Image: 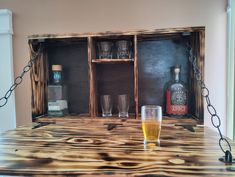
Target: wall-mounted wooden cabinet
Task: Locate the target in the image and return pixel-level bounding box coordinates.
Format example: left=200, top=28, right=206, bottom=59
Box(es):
left=29, top=27, right=205, bottom=121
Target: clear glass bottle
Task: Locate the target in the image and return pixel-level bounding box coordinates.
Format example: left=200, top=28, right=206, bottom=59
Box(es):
left=165, top=65, right=188, bottom=117
left=48, top=65, right=68, bottom=117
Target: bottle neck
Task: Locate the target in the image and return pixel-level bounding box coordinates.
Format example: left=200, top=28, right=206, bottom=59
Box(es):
left=175, top=73, right=180, bottom=82
left=173, top=67, right=180, bottom=82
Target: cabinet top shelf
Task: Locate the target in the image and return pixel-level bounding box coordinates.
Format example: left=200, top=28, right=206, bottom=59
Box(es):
left=92, top=58, right=134, bottom=63
left=28, top=26, right=205, bottom=40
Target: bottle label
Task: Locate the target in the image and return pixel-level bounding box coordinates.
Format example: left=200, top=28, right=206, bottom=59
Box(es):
left=53, top=71, right=61, bottom=84
left=166, top=90, right=188, bottom=115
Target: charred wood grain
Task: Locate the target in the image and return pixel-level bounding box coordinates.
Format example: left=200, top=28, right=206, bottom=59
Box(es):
left=0, top=118, right=234, bottom=176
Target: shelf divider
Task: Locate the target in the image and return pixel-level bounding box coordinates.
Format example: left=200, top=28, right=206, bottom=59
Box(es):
left=134, top=35, right=139, bottom=119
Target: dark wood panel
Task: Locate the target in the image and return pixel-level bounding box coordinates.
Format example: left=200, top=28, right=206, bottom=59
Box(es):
left=95, top=63, right=134, bottom=116
left=138, top=36, right=190, bottom=115
left=47, top=39, right=89, bottom=115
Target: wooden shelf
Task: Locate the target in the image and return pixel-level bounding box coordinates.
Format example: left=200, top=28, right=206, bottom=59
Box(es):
left=92, top=58, right=134, bottom=63
left=36, top=116, right=201, bottom=125
left=30, top=27, right=205, bottom=121
left=95, top=113, right=136, bottom=119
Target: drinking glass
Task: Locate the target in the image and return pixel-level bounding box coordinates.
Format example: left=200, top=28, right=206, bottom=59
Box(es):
left=98, top=41, right=113, bottom=59
left=117, top=94, right=129, bottom=118
left=116, top=40, right=132, bottom=59
left=141, top=105, right=162, bottom=145
left=100, top=95, right=113, bottom=117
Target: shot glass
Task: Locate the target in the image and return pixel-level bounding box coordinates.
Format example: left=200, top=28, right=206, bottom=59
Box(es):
left=141, top=105, right=162, bottom=146
left=116, top=40, right=132, bottom=59
left=100, top=95, right=113, bottom=117
left=117, top=94, right=129, bottom=118
left=97, top=41, right=113, bottom=59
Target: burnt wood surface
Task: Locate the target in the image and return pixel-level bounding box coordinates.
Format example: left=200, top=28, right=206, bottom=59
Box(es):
left=0, top=117, right=234, bottom=176
left=92, top=59, right=134, bottom=63
left=134, top=35, right=139, bottom=119
left=28, top=27, right=205, bottom=40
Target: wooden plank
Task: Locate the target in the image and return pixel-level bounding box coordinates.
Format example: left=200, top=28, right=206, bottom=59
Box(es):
left=188, top=31, right=204, bottom=121
left=88, top=37, right=95, bottom=117
left=0, top=117, right=234, bottom=176
left=30, top=44, right=48, bottom=117
left=28, top=27, right=205, bottom=40
left=36, top=116, right=201, bottom=125
left=92, top=58, right=134, bottom=63
left=199, top=30, right=205, bottom=120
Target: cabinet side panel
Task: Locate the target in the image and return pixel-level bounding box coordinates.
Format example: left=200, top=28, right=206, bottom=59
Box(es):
left=198, top=30, right=205, bottom=120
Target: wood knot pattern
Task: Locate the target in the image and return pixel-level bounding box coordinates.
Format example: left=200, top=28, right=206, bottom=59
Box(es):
left=0, top=117, right=234, bottom=176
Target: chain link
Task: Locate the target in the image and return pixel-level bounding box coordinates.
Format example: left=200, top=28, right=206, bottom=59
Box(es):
left=186, top=43, right=232, bottom=154
left=0, top=45, right=42, bottom=107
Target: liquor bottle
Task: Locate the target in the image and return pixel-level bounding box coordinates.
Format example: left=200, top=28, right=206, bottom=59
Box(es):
left=165, top=65, right=188, bottom=116
left=48, top=65, right=68, bottom=116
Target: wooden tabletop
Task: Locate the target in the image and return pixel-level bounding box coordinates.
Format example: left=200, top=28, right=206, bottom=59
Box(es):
left=0, top=117, right=234, bottom=177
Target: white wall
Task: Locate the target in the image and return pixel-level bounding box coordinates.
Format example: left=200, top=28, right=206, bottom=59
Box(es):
left=0, top=9, right=16, bottom=132
left=0, top=0, right=227, bottom=134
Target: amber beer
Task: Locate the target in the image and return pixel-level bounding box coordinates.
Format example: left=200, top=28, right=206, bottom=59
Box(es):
left=142, top=120, right=161, bottom=143
left=141, top=105, right=162, bottom=145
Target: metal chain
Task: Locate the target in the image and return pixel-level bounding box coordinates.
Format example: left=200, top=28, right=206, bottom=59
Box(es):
left=0, top=44, right=42, bottom=107
left=186, top=43, right=232, bottom=154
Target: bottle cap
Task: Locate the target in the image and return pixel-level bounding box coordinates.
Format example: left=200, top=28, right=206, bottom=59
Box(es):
left=52, top=65, right=62, bottom=71
left=174, top=65, right=181, bottom=74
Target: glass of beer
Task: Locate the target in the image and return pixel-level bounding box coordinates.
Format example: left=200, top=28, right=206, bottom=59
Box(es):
left=141, top=105, right=162, bottom=145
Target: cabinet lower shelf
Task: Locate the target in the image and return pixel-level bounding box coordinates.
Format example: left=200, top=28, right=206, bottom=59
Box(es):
left=35, top=115, right=201, bottom=126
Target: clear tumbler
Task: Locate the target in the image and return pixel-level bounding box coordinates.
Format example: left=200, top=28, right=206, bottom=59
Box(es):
left=100, top=95, right=113, bottom=117
left=117, top=94, right=129, bottom=118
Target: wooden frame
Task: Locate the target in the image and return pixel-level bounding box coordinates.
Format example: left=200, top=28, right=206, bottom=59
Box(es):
left=29, top=27, right=205, bottom=120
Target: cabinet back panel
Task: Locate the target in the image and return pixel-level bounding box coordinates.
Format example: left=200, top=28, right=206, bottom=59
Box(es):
left=138, top=38, right=190, bottom=114
left=47, top=40, right=89, bottom=114
left=96, top=63, right=134, bottom=115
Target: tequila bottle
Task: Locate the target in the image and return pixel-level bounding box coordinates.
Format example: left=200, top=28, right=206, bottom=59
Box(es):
left=165, top=65, right=188, bottom=116
left=48, top=65, right=68, bottom=116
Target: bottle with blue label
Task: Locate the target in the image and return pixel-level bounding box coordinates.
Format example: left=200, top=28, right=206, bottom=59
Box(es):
left=48, top=65, right=68, bottom=116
